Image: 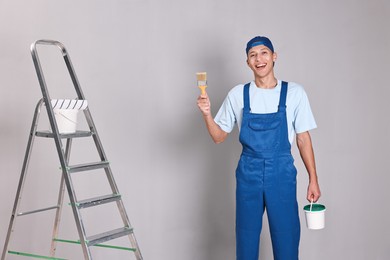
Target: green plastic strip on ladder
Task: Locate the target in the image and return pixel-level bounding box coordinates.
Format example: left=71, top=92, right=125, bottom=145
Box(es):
left=53, top=238, right=136, bottom=251
left=8, top=250, right=67, bottom=260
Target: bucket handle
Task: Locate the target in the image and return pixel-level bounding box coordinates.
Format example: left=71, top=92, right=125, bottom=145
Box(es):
left=309, top=199, right=314, bottom=212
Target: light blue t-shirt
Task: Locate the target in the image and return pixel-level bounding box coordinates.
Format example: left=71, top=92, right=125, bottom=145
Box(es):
left=214, top=80, right=317, bottom=144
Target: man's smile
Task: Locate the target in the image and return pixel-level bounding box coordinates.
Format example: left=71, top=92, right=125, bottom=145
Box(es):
left=255, top=63, right=267, bottom=69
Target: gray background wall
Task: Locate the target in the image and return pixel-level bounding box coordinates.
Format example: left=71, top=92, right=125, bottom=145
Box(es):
left=1, top=0, right=389, bottom=259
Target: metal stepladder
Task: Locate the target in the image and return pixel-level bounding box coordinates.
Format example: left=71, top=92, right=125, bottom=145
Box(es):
left=1, top=40, right=143, bottom=260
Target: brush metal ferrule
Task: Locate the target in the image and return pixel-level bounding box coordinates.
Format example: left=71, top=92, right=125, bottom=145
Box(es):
left=197, top=80, right=207, bottom=86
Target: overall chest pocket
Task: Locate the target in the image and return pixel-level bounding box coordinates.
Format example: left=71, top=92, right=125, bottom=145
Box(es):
left=247, top=117, right=281, bottom=150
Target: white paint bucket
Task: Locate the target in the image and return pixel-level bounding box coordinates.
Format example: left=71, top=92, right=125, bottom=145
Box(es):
left=303, top=203, right=326, bottom=230
left=53, top=109, right=78, bottom=133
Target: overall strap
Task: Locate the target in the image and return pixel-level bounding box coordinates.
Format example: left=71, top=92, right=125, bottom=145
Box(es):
left=278, top=81, right=288, bottom=111
left=243, top=83, right=251, bottom=113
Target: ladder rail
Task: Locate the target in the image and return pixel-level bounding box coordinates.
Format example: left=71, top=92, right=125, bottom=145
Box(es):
left=1, top=99, right=43, bottom=260
left=50, top=138, right=72, bottom=257
left=32, top=40, right=120, bottom=203
left=83, top=108, right=141, bottom=247
left=31, top=40, right=93, bottom=259
left=31, top=41, right=126, bottom=204
left=81, top=77, right=144, bottom=260
left=57, top=38, right=144, bottom=259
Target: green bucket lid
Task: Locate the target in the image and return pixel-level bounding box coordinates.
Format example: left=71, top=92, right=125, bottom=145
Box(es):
left=303, top=204, right=326, bottom=212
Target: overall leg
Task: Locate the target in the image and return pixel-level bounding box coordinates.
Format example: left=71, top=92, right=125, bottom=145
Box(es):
left=265, top=157, right=300, bottom=260
left=236, top=155, right=265, bottom=260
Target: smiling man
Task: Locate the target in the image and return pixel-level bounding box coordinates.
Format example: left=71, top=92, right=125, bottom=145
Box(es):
left=197, top=36, right=321, bottom=260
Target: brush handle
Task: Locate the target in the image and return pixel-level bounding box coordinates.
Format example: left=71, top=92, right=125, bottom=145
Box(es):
left=198, top=85, right=207, bottom=95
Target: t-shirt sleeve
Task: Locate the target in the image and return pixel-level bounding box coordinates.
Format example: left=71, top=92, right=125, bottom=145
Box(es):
left=293, top=88, right=317, bottom=133
left=214, top=94, right=236, bottom=133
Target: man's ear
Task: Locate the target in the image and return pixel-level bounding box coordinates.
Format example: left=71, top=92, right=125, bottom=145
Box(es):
left=273, top=52, right=277, bottom=62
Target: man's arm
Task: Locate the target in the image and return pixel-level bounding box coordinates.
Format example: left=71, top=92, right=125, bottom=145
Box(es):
left=296, top=131, right=321, bottom=202
left=197, top=92, right=228, bottom=144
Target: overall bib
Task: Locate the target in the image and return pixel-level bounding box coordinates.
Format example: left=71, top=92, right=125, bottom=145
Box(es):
left=236, top=82, right=300, bottom=260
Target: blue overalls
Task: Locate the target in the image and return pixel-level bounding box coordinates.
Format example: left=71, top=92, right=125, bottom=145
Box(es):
left=236, top=81, right=300, bottom=260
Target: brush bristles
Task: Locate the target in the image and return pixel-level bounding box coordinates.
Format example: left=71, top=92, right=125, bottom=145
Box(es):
left=196, top=72, right=207, bottom=82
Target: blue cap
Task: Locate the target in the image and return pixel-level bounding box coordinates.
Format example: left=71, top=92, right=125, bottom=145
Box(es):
left=246, top=36, right=274, bottom=54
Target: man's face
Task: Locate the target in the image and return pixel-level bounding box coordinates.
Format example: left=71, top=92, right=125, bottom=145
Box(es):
left=246, top=45, right=277, bottom=78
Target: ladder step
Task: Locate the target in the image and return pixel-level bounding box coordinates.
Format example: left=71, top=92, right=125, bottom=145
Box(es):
left=87, top=227, right=133, bottom=247
left=36, top=130, right=93, bottom=139
left=66, top=161, right=109, bottom=173
left=76, top=194, right=121, bottom=209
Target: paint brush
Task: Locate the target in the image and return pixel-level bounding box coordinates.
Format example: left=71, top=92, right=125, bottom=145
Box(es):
left=196, top=72, right=207, bottom=95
